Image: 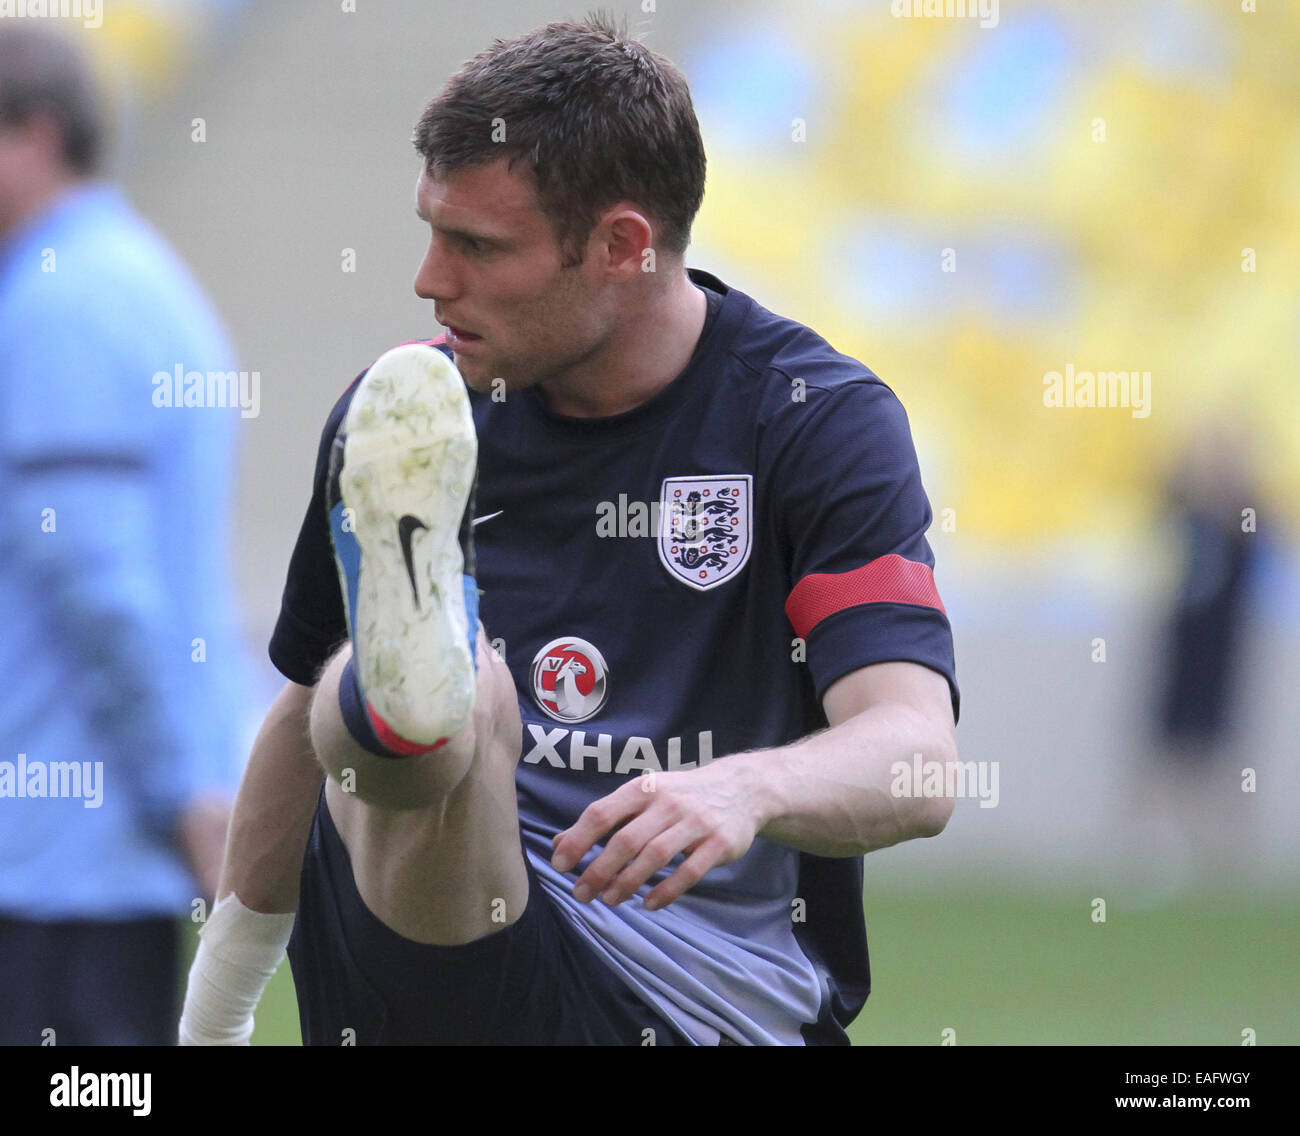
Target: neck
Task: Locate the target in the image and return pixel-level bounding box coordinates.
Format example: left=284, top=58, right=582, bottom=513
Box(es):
left=537, top=270, right=708, bottom=418
left=0, top=175, right=82, bottom=243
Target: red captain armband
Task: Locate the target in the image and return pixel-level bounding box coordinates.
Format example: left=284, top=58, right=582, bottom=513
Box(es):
left=784, top=554, right=947, bottom=640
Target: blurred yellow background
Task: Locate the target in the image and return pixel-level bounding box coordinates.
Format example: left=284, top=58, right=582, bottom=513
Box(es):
left=684, top=1, right=1300, bottom=558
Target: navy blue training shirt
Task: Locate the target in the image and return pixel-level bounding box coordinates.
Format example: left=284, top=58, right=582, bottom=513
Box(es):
left=270, top=268, right=959, bottom=1044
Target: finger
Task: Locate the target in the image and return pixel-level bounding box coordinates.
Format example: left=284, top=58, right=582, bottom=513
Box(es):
left=551, top=783, right=648, bottom=874
left=642, top=838, right=727, bottom=912
left=551, top=811, right=633, bottom=848
left=597, top=819, right=701, bottom=907
left=572, top=810, right=687, bottom=903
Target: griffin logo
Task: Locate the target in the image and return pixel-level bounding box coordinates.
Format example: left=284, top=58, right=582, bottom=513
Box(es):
left=530, top=637, right=609, bottom=723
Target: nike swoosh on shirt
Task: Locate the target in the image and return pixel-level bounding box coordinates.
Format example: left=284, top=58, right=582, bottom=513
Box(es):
left=472, top=511, right=503, bottom=528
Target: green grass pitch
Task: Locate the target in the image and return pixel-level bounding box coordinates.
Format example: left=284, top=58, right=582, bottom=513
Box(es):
left=175, top=886, right=1298, bottom=1046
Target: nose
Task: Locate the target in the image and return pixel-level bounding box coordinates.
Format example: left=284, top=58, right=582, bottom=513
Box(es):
left=413, top=234, right=461, bottom=302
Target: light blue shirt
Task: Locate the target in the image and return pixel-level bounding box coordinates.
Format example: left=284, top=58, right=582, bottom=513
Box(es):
left=0, top=182, right=250, bottom=919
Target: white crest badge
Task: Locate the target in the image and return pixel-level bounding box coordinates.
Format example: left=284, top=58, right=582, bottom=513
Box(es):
left=657, top=474, right=753, bottom=591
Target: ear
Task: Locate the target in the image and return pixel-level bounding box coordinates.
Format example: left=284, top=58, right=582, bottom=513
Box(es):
left=594, top=204, right=654, bottom=282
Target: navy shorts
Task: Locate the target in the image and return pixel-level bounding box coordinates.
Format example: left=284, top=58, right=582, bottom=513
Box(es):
left=287, top=788, right=690, bottom=1045
left=0, top=914, right=178, bottom=1045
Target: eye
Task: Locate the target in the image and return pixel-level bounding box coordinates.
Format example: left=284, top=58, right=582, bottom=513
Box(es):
left=458, top=234, right=486, bottom=254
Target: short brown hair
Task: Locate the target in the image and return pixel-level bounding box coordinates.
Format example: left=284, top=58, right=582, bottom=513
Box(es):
left=412, top=13, right=706, bottom=267
left=0, top=24, right=102, bottom=175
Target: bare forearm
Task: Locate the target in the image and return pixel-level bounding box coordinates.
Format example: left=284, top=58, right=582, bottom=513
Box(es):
left=748, top=700, right=956, bottom=858
left=217, top=681, right=323, bottom=913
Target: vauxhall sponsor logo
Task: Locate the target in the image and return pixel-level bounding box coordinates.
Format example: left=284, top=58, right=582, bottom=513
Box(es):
left=531, top=637, right=610, bottom=723
left=523, top=724, right=715, bottom=774
left=527, top=633, right=713, bottom=772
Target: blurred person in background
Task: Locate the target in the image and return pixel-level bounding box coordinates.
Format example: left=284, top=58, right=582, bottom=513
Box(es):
left=1125, top=415, right=1265, bottom=897
left=0, top=23, right=248, bottom=1044
left=1148, top=418, right=1264, bottom=887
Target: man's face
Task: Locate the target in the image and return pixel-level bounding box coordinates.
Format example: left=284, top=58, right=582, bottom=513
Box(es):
left=0, top=116, right=53, bottom=235
left=413, top=158, right=610, bottom=395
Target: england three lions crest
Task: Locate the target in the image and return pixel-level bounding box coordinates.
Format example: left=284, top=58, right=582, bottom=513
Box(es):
left=657, top=474, right=753, bottom=591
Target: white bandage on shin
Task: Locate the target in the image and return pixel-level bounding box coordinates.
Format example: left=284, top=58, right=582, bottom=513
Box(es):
left=178, top=892, right=297, bottom=1046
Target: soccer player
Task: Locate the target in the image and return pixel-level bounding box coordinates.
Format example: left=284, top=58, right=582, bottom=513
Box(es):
left=181, top=15, right=959, bottom=1046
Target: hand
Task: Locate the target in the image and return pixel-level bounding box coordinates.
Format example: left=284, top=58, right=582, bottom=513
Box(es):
left=175, top=792, right=232, bottom=902
left=550, top=758, right=766, bottom=912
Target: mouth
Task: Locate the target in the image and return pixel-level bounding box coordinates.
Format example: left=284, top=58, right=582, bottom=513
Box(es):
left=441, top=318, right=484, bottom=348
